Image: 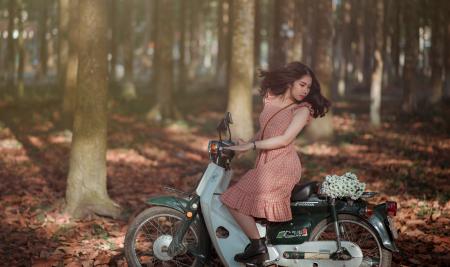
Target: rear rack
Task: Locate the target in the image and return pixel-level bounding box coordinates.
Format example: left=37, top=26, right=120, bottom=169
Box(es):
left=360, top=192, right=378, bottom=198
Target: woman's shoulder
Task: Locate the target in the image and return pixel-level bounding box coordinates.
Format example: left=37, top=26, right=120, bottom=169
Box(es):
left=292, top=101, right=313, bottom=112
left=291, top=102, right=314, bottom=120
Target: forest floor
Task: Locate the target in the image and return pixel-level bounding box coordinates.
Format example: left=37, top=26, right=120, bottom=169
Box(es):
left=0, top=91, right=449, bottom=267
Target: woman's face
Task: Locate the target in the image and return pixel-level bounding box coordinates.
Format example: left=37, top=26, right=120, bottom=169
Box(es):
left=289, top=75, right=312, bottom=101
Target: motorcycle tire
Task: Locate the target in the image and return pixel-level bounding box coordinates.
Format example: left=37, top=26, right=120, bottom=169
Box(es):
left=309, top=214, right=392, bottom=267
left=124, top=206, right=210, bottom=267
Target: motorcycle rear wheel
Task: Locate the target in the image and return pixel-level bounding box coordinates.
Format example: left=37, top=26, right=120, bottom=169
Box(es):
left=124, top=206, right=210, bottom=267
left=310, top=214, right=392, bottom=267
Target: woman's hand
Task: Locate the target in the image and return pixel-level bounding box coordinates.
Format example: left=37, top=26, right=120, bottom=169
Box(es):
left=224, top=142, right=253, bottom=152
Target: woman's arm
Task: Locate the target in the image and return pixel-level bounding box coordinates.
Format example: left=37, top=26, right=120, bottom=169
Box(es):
left=226, top=107, right=310, bottom=151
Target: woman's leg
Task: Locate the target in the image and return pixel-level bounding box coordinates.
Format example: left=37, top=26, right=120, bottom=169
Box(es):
left=228, top=207, right=260, bottom=239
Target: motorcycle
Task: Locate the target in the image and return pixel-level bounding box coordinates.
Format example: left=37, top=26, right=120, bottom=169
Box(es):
left=124, top=112, right=399, bottom=267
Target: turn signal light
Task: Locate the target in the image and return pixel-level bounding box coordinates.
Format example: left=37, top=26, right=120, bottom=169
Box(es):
left=364, top=203, right=375, bottom=217
left=186, top=211, right=193, bottom=218
left=386, top=201, right=397, bottom=217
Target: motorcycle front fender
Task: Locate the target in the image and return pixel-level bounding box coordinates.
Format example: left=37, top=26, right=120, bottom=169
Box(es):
left=368, top=204, right=399, bottom=252
left=146, top=195, right=204, bottom=225
left=147, top=195, right=189, bottom=212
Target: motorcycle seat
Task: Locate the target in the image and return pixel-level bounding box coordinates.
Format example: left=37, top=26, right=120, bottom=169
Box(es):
left=290, top=181, right=319, bottom=202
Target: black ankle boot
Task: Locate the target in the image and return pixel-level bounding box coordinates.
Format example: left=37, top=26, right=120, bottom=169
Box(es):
left=234, top=238, right=268, bottom=264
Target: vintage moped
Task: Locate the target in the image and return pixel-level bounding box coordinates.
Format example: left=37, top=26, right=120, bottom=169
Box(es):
left=124, top=112, right=399, bottom=267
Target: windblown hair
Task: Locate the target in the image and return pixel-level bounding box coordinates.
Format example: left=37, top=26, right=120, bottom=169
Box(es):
left=259, top=61, right=331, bottom=118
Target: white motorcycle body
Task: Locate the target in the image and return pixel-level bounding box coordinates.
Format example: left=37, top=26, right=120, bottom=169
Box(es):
left=196, top=163, right=363, bottom=267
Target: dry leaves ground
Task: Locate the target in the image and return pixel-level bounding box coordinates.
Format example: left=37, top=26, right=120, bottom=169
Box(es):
left=0, top=94, right=449, bottom=267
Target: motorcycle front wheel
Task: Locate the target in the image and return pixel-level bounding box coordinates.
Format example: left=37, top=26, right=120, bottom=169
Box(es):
left=124, top=206, right=210, bottom=267
left=309, top=214, right=392, bottom=267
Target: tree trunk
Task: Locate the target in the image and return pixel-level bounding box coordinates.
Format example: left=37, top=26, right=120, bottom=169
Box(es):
left=445, top=2, right=450, bottom=98
left=61, top=0, right=79, bottom=127
left=227, top=0, right=255, bottom=141
left=147, top=0, right=179, bottom=122
left=362, top=0, right=374, bottom=89
left=349, top=0, right=364, bottom=88
left=429, top=0, right=444, bottom=104
left=6, top=0, right=16, bottom=87
left=391, top=0, right=401, bottom=82
left=65, top=0, right=121, bottom=219
left=382, top=0, right=392, bottom=89
left=178, top=0, right=187, bottom=93
left=269, top=0, right=294, bottom=69
left=370, top=0, right=384, bottom=127
left=305, top=0, right=333, bottom=140
left=121, top=0, right=136, bottom=100
left=187, top=0, right=203, bottom=83
left=17, top=0, right=25, bottom=98
left=402, top=0, right=419, bottom=113
left=290, top=0, right=304, bottom=62
left=253, top=0, right=261, bottom=84
left=108, top=0, right=119, bottom=82
left=37, top=0, right=49, bottom=80
left=58, top=0, right=70, bottom=96
left=337, top=0, right=351, bottom=97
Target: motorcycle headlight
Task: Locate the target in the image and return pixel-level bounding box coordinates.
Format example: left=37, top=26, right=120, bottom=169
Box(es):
left=208, top=141, right=219, bottom=161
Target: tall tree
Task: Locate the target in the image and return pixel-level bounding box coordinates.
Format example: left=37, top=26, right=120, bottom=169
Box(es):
left=37, top=0, right=49, bottom=80
left=390, top=0, right=401, bottom=82
left=362, top=0, right=375, bottom=89
left=370, top=0, right=384, bottom=126
left=429, top=0, right=445, bottom=104
left=254, top=0, right=261, bottom=73
left=178, top=0, right=187, bottom=92
left=445, top=2, right=450, bottom=98
left=269, top=0, right=294, bottom=69
left=66, top=0, right=121, bottom=218
left=6, top=0, right=16, bottom=87
left=349, top=0, right=364, bottom=88
left=16, top=0, right=24, bottom=98
left=402, top=0, right=419, bottom=113
left=227, top=0, right=255, bottom=141
left=290, top=0, right=304, bottom=62
left=61, top=0, right=79, bottom=126
left=108, top=0, right=119, bottom=83
left=58, top=0, right=70, bottom=95
left=187, top=0, right=204, bottom=83
left=305, top=0, right=333, bottom=140
left=301, top=0, right=314, bottom=66
left=121, top=0, right=136, bottom=100
left=147, top=0, right=179, bottom=122
left=337, top=0, right=351, bottom=97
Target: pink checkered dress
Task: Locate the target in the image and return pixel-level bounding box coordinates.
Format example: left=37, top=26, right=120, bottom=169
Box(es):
left=220, top=97, right=313, bottom=222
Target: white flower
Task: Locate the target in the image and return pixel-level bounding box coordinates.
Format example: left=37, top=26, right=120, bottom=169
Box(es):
left=321, top=172, right=365, bottom=200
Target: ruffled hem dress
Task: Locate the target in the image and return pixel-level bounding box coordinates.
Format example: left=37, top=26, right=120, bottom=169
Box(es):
left=220, top=97, right=314, bottom=222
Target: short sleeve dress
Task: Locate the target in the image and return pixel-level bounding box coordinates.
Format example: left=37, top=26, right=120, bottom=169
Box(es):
left=220, top=97, right=314, bottom=222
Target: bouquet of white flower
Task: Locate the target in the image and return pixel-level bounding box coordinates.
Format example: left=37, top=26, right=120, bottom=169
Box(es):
left=320, top=172, right=366, bottom=200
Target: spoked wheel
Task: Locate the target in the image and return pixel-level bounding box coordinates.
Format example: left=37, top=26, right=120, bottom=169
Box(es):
left=124, top=206, right=210, bottom=267
left=310, top=214, right=392, bottom=267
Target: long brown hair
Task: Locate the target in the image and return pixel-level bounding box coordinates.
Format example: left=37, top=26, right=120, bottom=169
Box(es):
left=259, top=61, right=331, bottom=118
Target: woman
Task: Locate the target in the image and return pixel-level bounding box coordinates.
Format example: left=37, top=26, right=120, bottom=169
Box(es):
left=221, top=61, right=331, bottom=264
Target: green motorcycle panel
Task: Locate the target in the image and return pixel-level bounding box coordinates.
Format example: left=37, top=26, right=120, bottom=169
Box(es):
left=269, top=197, right=367, bottom=245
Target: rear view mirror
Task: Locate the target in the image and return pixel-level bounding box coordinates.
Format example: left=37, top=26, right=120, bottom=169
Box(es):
left=217, top=112, right=233, bottom=141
